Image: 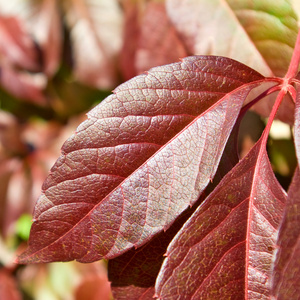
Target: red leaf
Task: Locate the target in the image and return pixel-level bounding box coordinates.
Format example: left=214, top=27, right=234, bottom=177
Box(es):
left=271, top=167, right=300, bottom=299
left=108, top=124, right=241, bottom=291
left=155, top=138, right=286, bottom=299
left=17, top=56, right=264, bottom=264
left=108, top=196, right=202, bottom=288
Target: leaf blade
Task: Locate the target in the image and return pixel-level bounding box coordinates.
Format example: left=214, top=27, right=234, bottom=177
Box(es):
left=17, top=56, right=264, bottom=264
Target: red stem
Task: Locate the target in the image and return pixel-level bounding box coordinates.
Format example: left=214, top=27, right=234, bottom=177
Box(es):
left=285, top=29, right=300, bottom=79
left=262, top=88, right=286, bottom=147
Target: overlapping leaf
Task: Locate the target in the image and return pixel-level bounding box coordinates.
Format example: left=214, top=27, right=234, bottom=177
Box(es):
left=155, top=138, right=286, bottom=299
left=17, top=56, right=264, bottom=264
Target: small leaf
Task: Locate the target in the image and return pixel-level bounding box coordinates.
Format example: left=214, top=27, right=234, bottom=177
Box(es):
left=155, top=138, right=286, bottom=299
left=271, top=167, right=300, bottom=299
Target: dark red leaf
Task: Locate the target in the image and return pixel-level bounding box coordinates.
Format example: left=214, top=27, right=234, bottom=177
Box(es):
left=17, top=56, right=264, bottom=264
left=271, top=167, right=300, bottom=299
left=155, top=138, right=286, bottom=299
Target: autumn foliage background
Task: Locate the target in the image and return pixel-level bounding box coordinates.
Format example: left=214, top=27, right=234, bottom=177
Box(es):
left=0, top=0, right=300, bottom=299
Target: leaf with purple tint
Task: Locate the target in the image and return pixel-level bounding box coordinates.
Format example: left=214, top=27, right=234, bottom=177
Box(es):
left=155, top=138, right=286, bottom=299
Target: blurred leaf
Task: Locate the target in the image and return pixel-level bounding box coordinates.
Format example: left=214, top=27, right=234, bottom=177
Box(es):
left=0, top=269, right=22, bottom=300
left=0, top=16, right=40, bottom=71
left=120, top=0, right=187, bottom=79
left=166, top=0, right=298, bottom=77
left=63, top=0, right=123, bottom=89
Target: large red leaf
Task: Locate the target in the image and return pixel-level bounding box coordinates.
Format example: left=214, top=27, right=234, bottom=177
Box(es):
left=17, top=56, right=264, bottom=264
left=271, top=167, right=300, bottom=299
left=155, top=138, right=286, bottom=299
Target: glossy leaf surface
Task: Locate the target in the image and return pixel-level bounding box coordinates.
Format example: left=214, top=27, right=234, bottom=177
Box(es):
left=155, top=138, right=286, bottom=299
left=17, top=56, right=263, bottom=264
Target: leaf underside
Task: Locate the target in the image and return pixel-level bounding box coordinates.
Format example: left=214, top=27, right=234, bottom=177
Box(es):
left=17, top=56, right=264, bottom=264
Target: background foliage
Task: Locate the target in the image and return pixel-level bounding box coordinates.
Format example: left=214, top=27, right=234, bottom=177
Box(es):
left=0, top=0, right=299, bottom=299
